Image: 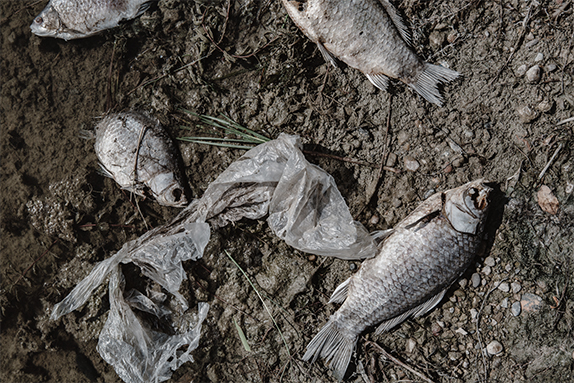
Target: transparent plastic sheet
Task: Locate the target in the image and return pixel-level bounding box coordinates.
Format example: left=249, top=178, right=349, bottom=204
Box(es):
left=51, top=134, right=376, bottom=383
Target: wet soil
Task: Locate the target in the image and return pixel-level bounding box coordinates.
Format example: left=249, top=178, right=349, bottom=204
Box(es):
left=1, top=0, right=573, bottom=382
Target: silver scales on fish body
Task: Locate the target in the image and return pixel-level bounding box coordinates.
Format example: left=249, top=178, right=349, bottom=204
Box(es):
left=281, top=0, right=460, bottom=105
left=303, top=180, right=492, bottom=379
left=30, top=0, right=154, bottom=40
left=94, top=111, right=189, bottom=208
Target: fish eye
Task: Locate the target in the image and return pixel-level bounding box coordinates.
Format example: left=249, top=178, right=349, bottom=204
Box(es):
left=172, top=188, right=183, bottom=202
left=35, top=16, right=43, bottom=24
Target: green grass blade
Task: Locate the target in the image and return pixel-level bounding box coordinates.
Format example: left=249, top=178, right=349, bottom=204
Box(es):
left=224, top=250, right=291, bottom=359
left=233, top=317, right=252, bottom=352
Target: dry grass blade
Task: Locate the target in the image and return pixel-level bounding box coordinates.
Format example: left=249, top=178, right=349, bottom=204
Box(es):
left=224, top=250, right=291, bottom=359
left=233, top=317, right=252, bottom=352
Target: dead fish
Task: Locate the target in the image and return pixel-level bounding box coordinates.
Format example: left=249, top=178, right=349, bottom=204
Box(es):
left=94, top=111, right=189, bottom=208
left=303, top=180, right=492, bottom=378
left=30, top=0, right=154, bottom=40
left=281, top=0, right=460, bottom=105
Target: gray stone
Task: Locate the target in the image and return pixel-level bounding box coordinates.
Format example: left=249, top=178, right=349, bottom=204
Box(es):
left=486, top=340, right=504, bottom=356
left=497, top=282, right=510, bottom=293
left=472, top=273, right=481, bottom=288
left=511, top=282, right=522, bottom=294
left=521, top=293, right=543, bottom=312
left=484, top=256, right=495, bottom=267
left=511, top=301, right=521, bottom=316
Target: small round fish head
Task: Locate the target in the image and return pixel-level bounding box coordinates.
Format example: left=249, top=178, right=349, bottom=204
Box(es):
left=443, top=179, right=492, bottom=235
left=148, top=172, right=189, bottom=208
left=30, top=4, right=66, bottom=39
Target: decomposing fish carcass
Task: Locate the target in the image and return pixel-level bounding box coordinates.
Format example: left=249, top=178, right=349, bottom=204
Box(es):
left=281, top=0, right=460, bottom=105
left=303, top=180, right=492, bottom=378
left=94, top=111, right=189, bottom=208
left=30, top=0, right=154, bottom=40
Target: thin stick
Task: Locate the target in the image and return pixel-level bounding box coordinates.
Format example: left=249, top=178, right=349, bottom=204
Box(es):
left=365, top=339, right=435, bottom=383
left=475, top=278, right=508, bottom=383
left=556, top=116, right=574, bottom=126
left=538, top=143, right=563, bottom=180
left=364, top=95, right=393, bottom=209
left=12, top=239, right=59, bottom=288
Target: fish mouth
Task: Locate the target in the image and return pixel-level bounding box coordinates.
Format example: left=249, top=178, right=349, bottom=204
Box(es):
left=467, top=184, right=491, bottom=211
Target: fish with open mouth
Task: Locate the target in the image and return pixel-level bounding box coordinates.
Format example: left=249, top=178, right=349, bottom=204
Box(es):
left=303, top=180, right=492, bottom=379
left=30, top=0, right=154, bottom=40
left=94, top=111, right=189, bottom=208
left=281, top=0, right=460, bottom=105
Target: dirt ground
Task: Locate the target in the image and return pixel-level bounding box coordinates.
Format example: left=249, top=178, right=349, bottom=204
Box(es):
left=1, top=0, right=573, bottom=382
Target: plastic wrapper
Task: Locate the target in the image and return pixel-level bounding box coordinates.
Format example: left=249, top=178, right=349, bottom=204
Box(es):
left=51, top=134, right=376, bottom=383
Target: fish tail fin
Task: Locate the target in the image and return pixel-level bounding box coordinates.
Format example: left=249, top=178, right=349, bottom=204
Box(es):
left=409, top=63, right=460, bottom=106
left=303, top=319, right=356, bottom=380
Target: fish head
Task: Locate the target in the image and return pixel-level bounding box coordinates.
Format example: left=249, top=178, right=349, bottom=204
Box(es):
left=149, top=172, right=189, bottom=208
left=30, top=4, right=83, bottom=40
left=442, top=179, right=492, bottom=235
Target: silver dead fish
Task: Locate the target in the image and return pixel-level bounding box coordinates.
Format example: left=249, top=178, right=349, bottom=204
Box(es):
left=303, top=180, right=492, bottom=378
left=94, top=111, right=189, bottom=208
left=30, top=0, right=154, bottom=40
left=281, top=0, right=460, bottom=105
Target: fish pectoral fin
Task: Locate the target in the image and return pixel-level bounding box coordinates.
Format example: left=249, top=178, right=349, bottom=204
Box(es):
left=408, top=63, right=461, bottom=106
left=136, top=1, right=155, bottom=18
left=317, top=42, right=339, bottom=68
left=365, top=73, right=389, bottom=91
left=97, top=163, right=114, bottom=179
left=329, top=277, right=351, bottom=304
left=403, top=210, right=440, bottom=231
left=375, top=289, right=447, bottom=335
left=370, top=229, right=394, bottom=246
left=377, top=0, right=412, bottom=46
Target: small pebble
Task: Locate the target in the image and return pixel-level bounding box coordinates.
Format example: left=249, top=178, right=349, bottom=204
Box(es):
left=515, top=64, right=528, bottom=77
left=484, top=256, right=496, bottom=267
left=505, top=263, right=513, bottom=272
left=486, top=341, right=504, bottom=356
left=482, top=265, right=492, bottom=276
left=369, top=214, right=380, bottom=225
left=406, top=338, right=417, bottom=353
left=447, top=32, right=457, bottom=43
left=404, top=156, right=420, bottom=172
left=546, top=63, right=557, bottom=72
left=497, top=282, right=510, bottom=293
left=517, top=105, right=539, bottom=124
left=308, top=255, right=316, bottom=262
left=526, top=65, right=541, bottom=83
left=521, top=293, right=543, bottom=312
left=455, top=328, right=468, bottom=336
left=511, top=301, right=522, bottom=316
left=472, top=273, right=481, bottom=288
left=566, top=182, right=574, bottom=195
left=470, top=308, right=478, bottom=320
left=537, top=99, right=554, bottom=113
left=459, top=278, right=468, bottom=289
left=429, top=30, right=445, bottom=49
left=511, top=282, right=522, bottom=294
left=534, top=52, right=544, bottom=62
left=501, top=298, right=509, bottom=308
left=349, top=263, right=357, bottom=271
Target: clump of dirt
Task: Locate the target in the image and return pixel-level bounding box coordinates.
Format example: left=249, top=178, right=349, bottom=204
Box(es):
left=1, top=1, right=573, bottom=382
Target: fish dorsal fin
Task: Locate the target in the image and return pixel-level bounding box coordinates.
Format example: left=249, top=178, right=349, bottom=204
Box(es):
left=375, top=289, right=446, bottom=334
left=377, top=0, right=412, bottom=46
left=317, top=42, right=339, bottom=68
left=403, top=210, right=440, bottom=231
left=365, top=73, right=389, bottom=91
left=329, top=277, right=351, bottom=304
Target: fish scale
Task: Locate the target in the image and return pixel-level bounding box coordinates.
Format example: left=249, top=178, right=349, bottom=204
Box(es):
left=303, top=180, right=492, bottom=379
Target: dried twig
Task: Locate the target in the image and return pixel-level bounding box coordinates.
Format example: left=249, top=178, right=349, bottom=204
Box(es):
left=538, top=143, right=563, bottom=181
left=365, top=339, right=435, bottom=383
left=475, top=278, right=508, bottom=383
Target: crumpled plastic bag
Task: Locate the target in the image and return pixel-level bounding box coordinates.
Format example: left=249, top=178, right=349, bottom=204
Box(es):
left=51, top=134, right=376, bottom=383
